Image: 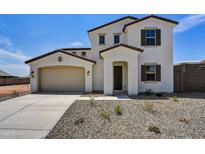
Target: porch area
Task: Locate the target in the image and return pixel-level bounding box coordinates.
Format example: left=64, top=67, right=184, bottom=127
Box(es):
left=100, top=44, right=143, bottom=95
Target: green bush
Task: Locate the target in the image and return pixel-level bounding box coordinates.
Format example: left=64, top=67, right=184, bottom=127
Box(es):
left=148, top=125, right=161, bottom=134
left=172, top=96, right=179, bottom=102
left=100, top=110, right=111, bottom=122
left=144, top=101, right=154, bottom=112
left=115, top=105, right=122, bottom=116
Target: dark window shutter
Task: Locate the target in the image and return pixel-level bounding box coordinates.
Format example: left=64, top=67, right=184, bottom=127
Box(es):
left=156, top=29, right=161, bottom=46
left=141, top=30, right=146, bottom=46
left=141, top=65, right=146, bottom=81
left=156, top=65, right=161, bottom=81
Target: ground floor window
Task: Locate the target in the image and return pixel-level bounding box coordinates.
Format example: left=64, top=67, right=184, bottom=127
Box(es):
left=141, top=64, right=161, bottom=82
left=145, top=65, right=156, bottom=81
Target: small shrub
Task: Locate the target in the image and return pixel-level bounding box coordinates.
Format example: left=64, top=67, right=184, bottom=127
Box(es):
left=144, top=101, right=154, bottom=112
left=115, top=105, right=122, bottom=116
left=156, top=93, right=163, bottom=97
left=74, top=118, right=85, bottom=125
left=179, top=118, right=188, bottom=124
left=172, top=96, right=179, bottom=102
left=100, top=110, right=111, bottom=122
left=148, top=125, right=161, bottom=134
left=145, top=89, right=152, bottom=96
left=89, top=97, right=95, bottom=106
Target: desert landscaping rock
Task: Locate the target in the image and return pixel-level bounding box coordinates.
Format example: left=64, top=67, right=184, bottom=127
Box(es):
left=46, top=93, right=205, bottom=139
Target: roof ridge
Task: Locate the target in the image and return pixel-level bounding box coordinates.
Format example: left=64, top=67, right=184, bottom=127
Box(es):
left=60, top=49, right=96, bottom=63
left=25, top=49, right=95, bottom=64
left=87, top=16, right=138, bottom=33
left=123, top=14, right=179, bottom=32
left=61, top=47, right=91, bottom=50
left=100, top=43, right=144, bottom=55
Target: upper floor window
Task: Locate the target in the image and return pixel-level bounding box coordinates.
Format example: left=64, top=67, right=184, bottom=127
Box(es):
left=81, top=51, right=86, bottom=57
left=141, top=29, right=161, bottom=46
left=114, top=34, right=120, bottom=44
left=99, top=35, right=105, bottom=45
left=145, top=29, right=156, bottom=46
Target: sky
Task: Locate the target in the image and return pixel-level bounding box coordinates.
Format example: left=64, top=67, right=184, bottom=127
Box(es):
left=0, top=14, right=205, bottom=77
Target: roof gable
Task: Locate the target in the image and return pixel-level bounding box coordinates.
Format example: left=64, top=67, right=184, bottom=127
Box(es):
left=123, top=15, right=179, bottom=32
left=100, top=43, right=143, bottom=56
left=25, top=49, right=96, bottom=64
left=87, top=16, right=138, bottom=33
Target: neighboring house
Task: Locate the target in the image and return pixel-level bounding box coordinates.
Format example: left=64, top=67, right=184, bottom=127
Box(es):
left=25, top=15, right=178, bottom=95
left=0, top=69, right=16, bottom=79
left=174, top=61, right=205, bottom=92
left=0, top=69, right=30, bottom=86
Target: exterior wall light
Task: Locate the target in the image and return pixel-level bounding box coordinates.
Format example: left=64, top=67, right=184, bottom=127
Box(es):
left=30, top=71, right=35, bottom=78
left=87, top=71, right=90, bottom=76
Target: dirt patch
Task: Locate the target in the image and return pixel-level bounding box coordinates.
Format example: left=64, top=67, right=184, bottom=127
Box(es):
left=0, top=84, right=30, bottom=97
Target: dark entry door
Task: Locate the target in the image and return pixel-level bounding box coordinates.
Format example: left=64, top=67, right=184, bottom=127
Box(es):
left=114, top=66, right=122, bottom=90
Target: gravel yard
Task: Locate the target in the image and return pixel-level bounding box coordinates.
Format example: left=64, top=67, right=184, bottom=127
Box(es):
left=46, top=93, right=205, bottom=139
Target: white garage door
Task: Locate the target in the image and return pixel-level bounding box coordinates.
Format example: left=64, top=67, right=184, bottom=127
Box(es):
left=39, top=66, right=85, bottom=92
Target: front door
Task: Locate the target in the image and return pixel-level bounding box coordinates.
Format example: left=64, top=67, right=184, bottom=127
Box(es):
left=114, top=66, right=122, bottom=90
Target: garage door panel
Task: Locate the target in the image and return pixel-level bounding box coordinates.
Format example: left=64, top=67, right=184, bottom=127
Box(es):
left=40, top=66, right=85, bottom=92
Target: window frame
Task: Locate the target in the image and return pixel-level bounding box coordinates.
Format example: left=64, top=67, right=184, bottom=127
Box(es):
left=113, top=33, right=120, bottom=44
left=145, top=64, right=157, bottom=81
left=99, top=34, right=105, bottom=45
left=145, top=28, right=157, bottom=46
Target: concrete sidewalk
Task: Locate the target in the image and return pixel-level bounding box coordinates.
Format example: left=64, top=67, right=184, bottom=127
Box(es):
left=0, top=93, right=80, bottom=139
left=77, top=95, right=131, bottom=101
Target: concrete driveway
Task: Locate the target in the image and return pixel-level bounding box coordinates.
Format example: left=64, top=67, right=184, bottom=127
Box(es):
left=0, top=93, right=80, bottom=139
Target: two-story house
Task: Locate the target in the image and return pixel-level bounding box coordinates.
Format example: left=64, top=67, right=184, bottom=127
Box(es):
left=25, top=15, right=178, bottom=95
